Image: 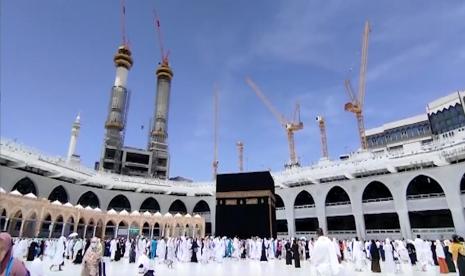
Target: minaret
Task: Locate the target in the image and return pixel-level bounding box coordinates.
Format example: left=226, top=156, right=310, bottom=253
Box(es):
left=66, top=113, right=81, bottom=163
left=149, top=61, right=173, bottom=179
left=100, top=45, right=133, bottom=172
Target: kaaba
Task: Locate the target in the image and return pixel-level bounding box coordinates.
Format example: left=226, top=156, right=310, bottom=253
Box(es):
left=215, top=171, right=276, bottom=239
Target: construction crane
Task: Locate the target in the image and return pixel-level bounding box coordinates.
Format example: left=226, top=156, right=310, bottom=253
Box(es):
left=344, top=21, right=370, bottom=150
left=236, top=141, right=244, bottom=172
left=245, top=77, right=303, bottom=168
left=316, top=115, right=329, bottom=159
left=212, top=86, right=219, bottom=179
left=120, top=0, right=128, bottom=47
left=153, top=9, right=170, bottom=66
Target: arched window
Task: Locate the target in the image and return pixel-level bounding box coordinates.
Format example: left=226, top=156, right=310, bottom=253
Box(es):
left=48, top=186, right=69, bottom=204
left=169, top=200, right=187, bottom=214
left=140, top=197, right=160, bottom=213
left=275, top=195, right=285, bottom=209
left=294, top=191, right=315, bottom=208
left=193, top=200, right=210, bottom=213
left=77, top=191, right=100, bottom=208
left=325, top=186, right=350, bottom=206
left=406, top=175, right=444, bottom=199
left=107, top=195, right=131, bottom=211
left=362, top=181, right=393, bottom=202
left=12, top=177, right=37, bottom=195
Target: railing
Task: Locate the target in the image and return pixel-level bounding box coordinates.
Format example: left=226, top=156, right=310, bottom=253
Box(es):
left=193, top=212, right=210, bottom=216
left=366, top=229, right=401, bottom=234
left=293, top=204, right=315, bottom=209
left=362, top=197, right=393, bottom=203
left=295, top=231, right=316, bottom=236
left=407, top=192, right=445, bottom=200
left=326, top=201, right=351, bottom=206
left=328, top=230, right=357, bottom=235
left=412, top=228, right=455, bottom=234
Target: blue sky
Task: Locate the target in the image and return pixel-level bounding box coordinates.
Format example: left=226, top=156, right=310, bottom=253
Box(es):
left=2, top=1, right=465, bottom=181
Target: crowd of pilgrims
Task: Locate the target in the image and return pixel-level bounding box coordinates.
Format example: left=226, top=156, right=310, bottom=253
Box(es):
left=1, top=229, right=465, bottom=276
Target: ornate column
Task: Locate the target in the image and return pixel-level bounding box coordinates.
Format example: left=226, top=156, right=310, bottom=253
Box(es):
left=3, top=218, right=8, bottom=232
left=19, top=219, right=25, bottom=237
left=48, top=223, right=54, bottom=239
left=61, top=222, right=67, bottom=237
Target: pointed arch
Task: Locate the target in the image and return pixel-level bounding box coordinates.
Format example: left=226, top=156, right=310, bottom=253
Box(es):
left=48, top=185, right=69, bottom=204
left=325, top=186, right=351, bottom=206
left=140, top=197, right=160, bottom=213
left=294, top=190, right=315, bottom=208
left=107, top=194, right=131, bottom=211
left=275, top=194, right=285, bottom=209
left=362, top=181, right=393, bottom=202
left=406, top=175, right=444, bottom=198
left=12, top=177, right=37, bottom=195
left=77, top=191, right=100, bottom=208
left=8, top=209, right=23, bottom=237
left=169, top=200, right=187, bottom=214
left=193, top=200, right=210, bottom=213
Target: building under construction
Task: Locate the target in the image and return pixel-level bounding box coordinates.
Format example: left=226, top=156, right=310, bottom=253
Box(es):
left=98, top=3, right=172, bottom=179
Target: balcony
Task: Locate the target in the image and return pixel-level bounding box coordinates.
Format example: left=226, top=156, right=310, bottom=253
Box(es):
left=362, top=198, right=395, bottom=214
left=294, top=205, right=317, bottom=219
left=365, top=229, right=401, bottom=239
left=325, top=202, right=352, bottom=216
left=411, top=228, right=455, bottom=239
left=327, top=230, right=357, bottom=239
left=406, top=194, right=448, bottom=211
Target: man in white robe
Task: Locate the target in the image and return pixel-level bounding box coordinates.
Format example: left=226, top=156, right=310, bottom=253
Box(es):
left=352, top=238, right=364, bottom=272
left=50, top=236, right=66, bottom=271
left=414, top=235, right=427, bottom=271
left=384, top=238, right=396, bottom=273
left=73, top=238, right=83, bottom=261
left=156, top=238, right=166, bottom=263
left=310, top=229, right=340, bottom=276
left=137, top=237, right=146, bottom=261
left=110, top=238, right=117, bottom=261
left=232, top=237, right=240, bottom=259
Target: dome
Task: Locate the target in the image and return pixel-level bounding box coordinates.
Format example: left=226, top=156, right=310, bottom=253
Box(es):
left=184, top=214, right=191, bottom=218
left=119, top=210, right=129, bottom=216
left=52, top=200, right=62, bottom=205
left=194, top=214, right=201, bottom=218
left=174, top=213, right=182, bottom=218
left=75, top=204, right=84, bottom=209
left=164, top=213, right=172, bottom=217
left=143, top=211, right=152, bottom=217
left=130, top=210, right=140, bottom=216
left=0, top=187, right=6, bottom=193
left=93, top=207, right=101, bottom=212
left=10, top=190, right=22, bottom=196
left=107, top=209, right=117, bottom=215
left=154, top=212, right=162, bottom=217
left=24, top=193, right=37, bottom=199
left=64, top=202, right=73, bottom=207
left=84, top=206, right=93, bottom=210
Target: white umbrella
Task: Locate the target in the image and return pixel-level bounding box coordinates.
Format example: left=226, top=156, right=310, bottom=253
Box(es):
left=68, top=232, right=78, bottom=238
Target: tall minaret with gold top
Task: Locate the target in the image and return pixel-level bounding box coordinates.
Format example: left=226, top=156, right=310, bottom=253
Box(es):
left=99, top=46, right=133, bottom=173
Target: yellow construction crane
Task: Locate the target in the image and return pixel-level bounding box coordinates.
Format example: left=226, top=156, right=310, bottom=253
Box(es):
left=316, top=115, right=328, bottom=159
left=344, top=21, right=370, bottom=150
left=212, top=85, right=219, bottom=179
left=236, top=141, right=244, bottom=172
left=245, top=77, right=303, bottom=167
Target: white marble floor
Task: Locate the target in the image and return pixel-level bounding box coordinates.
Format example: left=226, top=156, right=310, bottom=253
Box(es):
left=26, top=257, right=448, bottom=276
